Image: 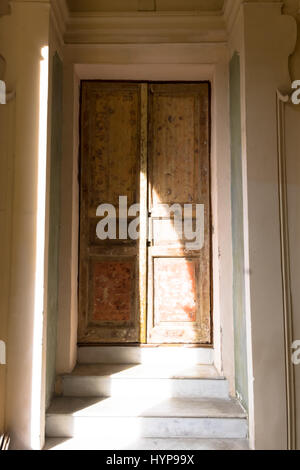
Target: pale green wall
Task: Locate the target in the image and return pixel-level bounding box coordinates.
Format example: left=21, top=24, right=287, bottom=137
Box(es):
left=45, top=52, right=63, bottom=409
left=230, top=52, right=248, bottom=410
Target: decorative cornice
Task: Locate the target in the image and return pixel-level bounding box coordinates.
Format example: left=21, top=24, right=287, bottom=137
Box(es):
left=68, top=9, right=224, bottom=18
left=21, top=0, right=294, bottom=47
left=223, top=0, right=242, bottom=34
left=64, top=12, right=227, bottom=44
left=51, top=0, right=68, bottom=43
left=223, top=1, right=291, bottom=36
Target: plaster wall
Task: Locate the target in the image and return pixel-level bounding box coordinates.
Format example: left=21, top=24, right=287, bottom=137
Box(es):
left=44, top=14, right=64, bottom=411
left=0, top=0, right=51, bottom=450
left=285, top=105, right=300, bottom=449
left=229, top=51, right=248, bottom=411
left=0, top=35, right=14, bottom=436
left=241, top=3, right=296, bottom=449
left=227, top=1, right=300, bottom=449
left=282, top=1, right=300, bottom=450
left=227, top=4, right=254, bottom=445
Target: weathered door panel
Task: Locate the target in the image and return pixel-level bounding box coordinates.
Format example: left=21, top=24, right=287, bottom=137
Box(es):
left=79, top=81, right=211, bottom=345
left=147, top=83, right=211, bottom=344
left=79, top=82, right=141, bottom=343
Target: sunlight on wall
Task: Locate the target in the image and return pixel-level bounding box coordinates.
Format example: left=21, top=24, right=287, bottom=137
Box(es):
left=31, top=46, right=49, bottom=450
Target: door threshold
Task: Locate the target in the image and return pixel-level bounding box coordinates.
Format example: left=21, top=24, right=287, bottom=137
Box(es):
left=77, top=345, right=214, bottom=366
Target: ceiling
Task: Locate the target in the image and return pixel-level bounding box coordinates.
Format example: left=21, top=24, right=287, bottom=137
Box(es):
left=66, top=0, right=225, bottom=14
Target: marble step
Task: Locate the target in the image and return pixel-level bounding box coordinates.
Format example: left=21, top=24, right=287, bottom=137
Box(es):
left=46, top=397, right=247, bottom=439
left=77, top=346, right=214, bottom=366
left=44, top=437, right=250, bottom=451
left=58, top=364, right=229, bottom=399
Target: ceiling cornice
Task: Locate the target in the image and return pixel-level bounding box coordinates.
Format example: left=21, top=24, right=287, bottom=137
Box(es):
left=223, top=0, right=242, bottom=34
left=51, top=0, right=68, bottom=42
left=53, top=0, right=284, bottom=47
left=55, top=0, right=241, bottom=45
left=64, top=13, right=227, bottom=45
left=68, top=10, right=224, bottom=18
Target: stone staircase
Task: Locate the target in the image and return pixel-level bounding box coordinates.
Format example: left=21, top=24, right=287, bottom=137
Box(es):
left=45, top=347, right=248, bottom=450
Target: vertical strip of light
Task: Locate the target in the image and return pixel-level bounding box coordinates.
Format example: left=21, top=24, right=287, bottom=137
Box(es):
left=31, top=46, right=49, bottom=449
left=139, top=83, right=148, bottom=344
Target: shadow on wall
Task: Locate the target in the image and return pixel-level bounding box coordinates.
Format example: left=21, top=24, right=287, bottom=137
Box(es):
left=46, top=52, right=63, bottom=410
left=229, top=51, right=249, bottom=411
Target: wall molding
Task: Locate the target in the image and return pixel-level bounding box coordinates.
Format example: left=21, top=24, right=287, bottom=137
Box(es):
left=64, top=13, right=227, bottom=44
left=50, top=0, right=246, bottom=45
left=51, top=0, right=68, bottom=45
left=276, top=89, right=296, bottom=450
left=223, top=0, right=242, bottom=34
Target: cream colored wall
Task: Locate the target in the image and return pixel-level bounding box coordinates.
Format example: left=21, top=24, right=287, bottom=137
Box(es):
left=244, top=4, right=296, bottom=450
left=56, top=62, right=79, bottom=375
left=228, top=4, right=255, bottom=446
left=44, top=8, right=65, bottom=410
left=284, top=3, right=300, bottom=448
left=0, top=58, right=14, bottom=437
left=285, top=104, right=300, bottom=450
left=0, top=1, right=11, bottom=433
left=228, top=2, right=297, bottom=450
left=0, top=0, right=51, bottom=450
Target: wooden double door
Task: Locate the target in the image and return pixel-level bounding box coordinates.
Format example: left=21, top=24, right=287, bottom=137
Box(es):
left=78, top=81, right=211, bottom=345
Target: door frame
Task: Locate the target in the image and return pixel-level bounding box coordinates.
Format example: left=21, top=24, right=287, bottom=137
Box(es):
left=57, top=53, right=235, bottom=394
